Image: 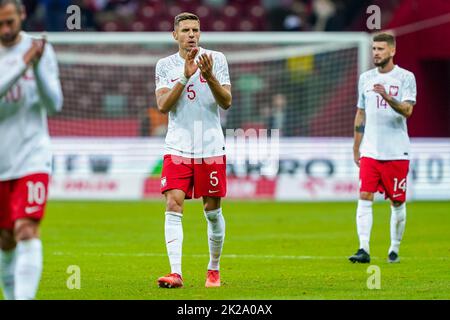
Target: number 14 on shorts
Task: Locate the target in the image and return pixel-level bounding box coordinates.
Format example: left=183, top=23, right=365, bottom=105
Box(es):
left=393, top=178, right=406, bottom=192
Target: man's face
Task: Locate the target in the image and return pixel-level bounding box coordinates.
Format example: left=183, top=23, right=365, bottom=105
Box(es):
left=173, top=19, right=200, bottom=51
left=372, top=41, right=395, bottom=67
left=0, top=3, right=24, bottom=47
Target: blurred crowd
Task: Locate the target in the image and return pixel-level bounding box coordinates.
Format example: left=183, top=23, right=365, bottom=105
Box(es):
left=22, top=0, right=399, bottom=32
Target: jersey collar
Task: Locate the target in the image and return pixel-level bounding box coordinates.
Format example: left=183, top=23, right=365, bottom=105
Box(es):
left=376, top=64, right=398, bottom=75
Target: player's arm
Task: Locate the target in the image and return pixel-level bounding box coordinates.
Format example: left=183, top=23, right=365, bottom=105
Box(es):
left=156, top=83, right=187, bottom=114
left=0, top=61, right=25, bottom=98
left=353, top=108, right=365, bottom=167
left=198, top=53, right=232, bottom=110
left=0, top=39, right=46, bottom=98
left=155, top=49, right=200, bottom=114
left=373, top=84, right=415, bottom=118
left=0, top=57, right=26, bottom=97
left=32, top=39, right=63, bottom=114
left=0, top=51, right=29, bottom=98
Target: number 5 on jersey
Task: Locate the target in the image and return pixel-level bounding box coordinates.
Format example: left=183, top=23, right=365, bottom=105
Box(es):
left=187, top=84, right=196, bottom=100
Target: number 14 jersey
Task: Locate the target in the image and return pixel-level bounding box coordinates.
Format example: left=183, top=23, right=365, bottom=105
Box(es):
left=357, top=65, right=417, bottom=160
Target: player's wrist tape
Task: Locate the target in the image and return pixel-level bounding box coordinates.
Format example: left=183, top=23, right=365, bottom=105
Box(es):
left=179, top=74, right=189, bottom=86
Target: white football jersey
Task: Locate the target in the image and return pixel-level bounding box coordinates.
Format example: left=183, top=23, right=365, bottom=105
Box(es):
left=155, top=47, right=231, bottom=158
left=357, top=65, right=416, bottom=160
left=0, top=32, right=63, bottom=180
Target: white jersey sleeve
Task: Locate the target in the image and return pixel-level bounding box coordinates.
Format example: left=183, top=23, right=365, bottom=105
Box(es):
left=155, top=59, right=170, bottom=91
left=214, top=52, right=231, bottom=86
left=357, top=74, right=365, bottom=109
left=33, top=43, right=63, bottom=114
left=401, top=72, right=417, bottom=103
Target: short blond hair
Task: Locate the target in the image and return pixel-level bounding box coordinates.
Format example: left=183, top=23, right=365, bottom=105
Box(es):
left=174, top=12, right=200, bottom=29
left=373, top=33, right=396, bottom=47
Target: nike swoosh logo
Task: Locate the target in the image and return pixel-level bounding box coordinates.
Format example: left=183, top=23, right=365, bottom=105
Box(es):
left=25, top=206, right=41, bottom=214
left=167, top=239, right=177, bottom=244
left=208, top=190, right=220, bottom=193
left=392, top=194, right=402, bottom=198
left=170, top=78, right=179, bottom=82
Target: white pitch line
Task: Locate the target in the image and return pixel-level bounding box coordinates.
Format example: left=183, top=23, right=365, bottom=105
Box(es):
left=52, top=251, right=335, bottom=259
left=51, top=252, right=449, bottom=261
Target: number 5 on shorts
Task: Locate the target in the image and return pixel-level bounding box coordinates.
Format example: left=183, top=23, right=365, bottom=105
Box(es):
left=210, top=171, right=219, bottom=187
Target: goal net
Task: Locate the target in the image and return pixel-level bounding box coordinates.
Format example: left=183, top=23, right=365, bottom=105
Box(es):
left=46, top=32, right=371, bottom=138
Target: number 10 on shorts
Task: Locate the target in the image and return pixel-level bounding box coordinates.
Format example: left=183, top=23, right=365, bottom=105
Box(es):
left=26, top=181, right=46, bottom=205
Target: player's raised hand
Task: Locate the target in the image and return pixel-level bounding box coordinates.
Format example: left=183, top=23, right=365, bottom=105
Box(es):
left=35, top=36, right=47, bottom=61
left=184, top=47, right=199, bottom=78
left=373, top=84, right=388, bottom=98
left=197, top=53, right=213, bottom=81
left=23, top=38, right=46, bottom=66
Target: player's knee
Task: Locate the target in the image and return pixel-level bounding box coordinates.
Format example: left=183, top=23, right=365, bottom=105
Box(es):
left=204, top=203, right=220, bottom=212
left=14, top=220, right=39, bottom=242
left=359, top=192, right=374, bottom=201
left=166, top=197, right=183, bottom=213
left=203, top=198, right=221, bottom=212
left=0, top=229, right=16, bottom=251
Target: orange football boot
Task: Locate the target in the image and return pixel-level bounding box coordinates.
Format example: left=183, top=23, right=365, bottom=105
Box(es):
left=205, top=270, right=220, bottom=288
left=157, top=273, right=183, bottom=288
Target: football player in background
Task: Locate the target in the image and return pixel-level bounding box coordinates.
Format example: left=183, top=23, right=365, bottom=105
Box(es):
left=0, top=0, right=63, bottom=299
left=350, top=33, right=416, bottom=264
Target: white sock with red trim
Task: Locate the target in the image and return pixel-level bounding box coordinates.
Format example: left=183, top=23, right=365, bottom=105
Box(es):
left=389, top=203, right=406, bottom=254
left=165, top=212, right=183, bottom=276
left=0, top=248, right=16, bottom=300
left=357, top=200, right=373, bottom=254
left=204, top=208, right=225, bottom=271
left=14, top=238, right=42, bottom=300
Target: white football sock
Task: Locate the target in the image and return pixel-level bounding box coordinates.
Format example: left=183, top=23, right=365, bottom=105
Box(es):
left=357, top=200, right=373, bottom=253
left=0, top=248, right=16, bottom=300
left=204, top=208, right=225, bottom=271
left=14, top=238, right=43, bottom=300
left=389, top=203, right=406, bottom=254
left=165, top=212, right=183, bottom=276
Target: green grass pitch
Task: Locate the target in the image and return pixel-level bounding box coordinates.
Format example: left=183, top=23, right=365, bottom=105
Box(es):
left=2, top=200, right=449, bottom=300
